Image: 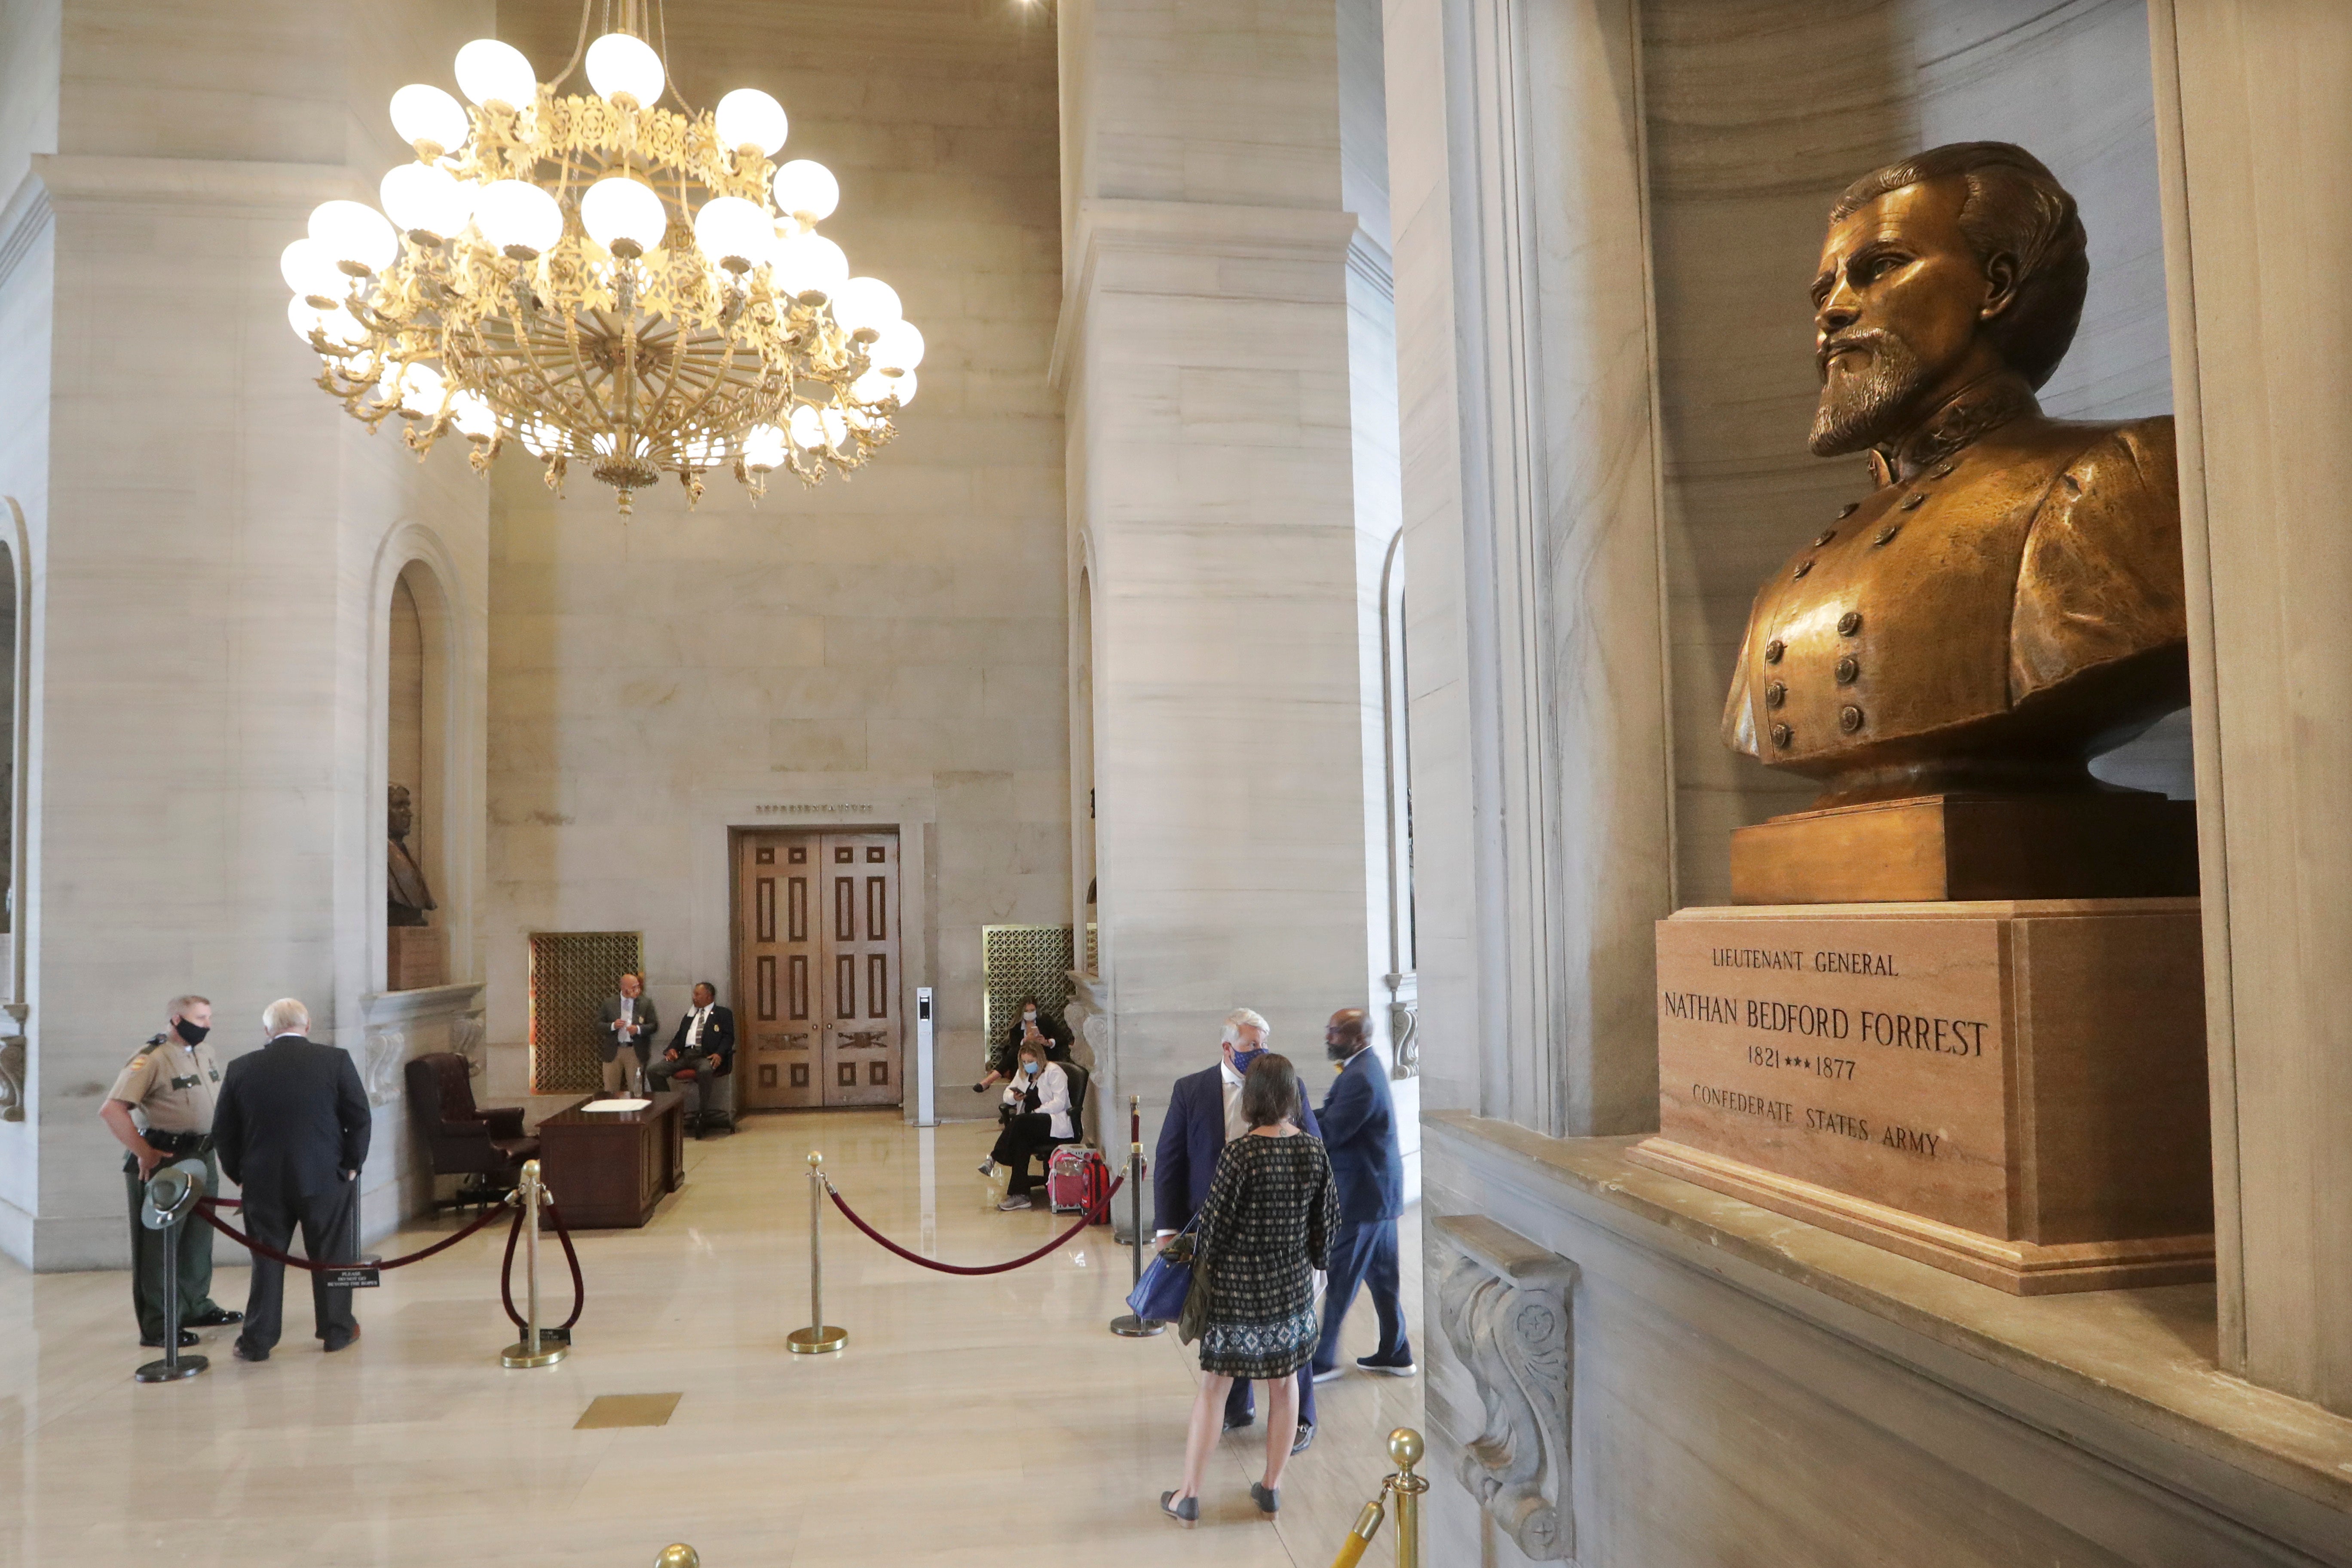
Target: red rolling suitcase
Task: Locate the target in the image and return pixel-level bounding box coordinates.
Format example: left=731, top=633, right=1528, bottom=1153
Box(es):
left=1047, top=1147, right=1109, bottom=1216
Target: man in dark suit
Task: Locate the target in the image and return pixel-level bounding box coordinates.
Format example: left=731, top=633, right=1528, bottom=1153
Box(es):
left=648, top=981, right=735, bottom=1135
left=1310, top=1008, right=1412, bottom=1381
left=1152, top=1007, right=1324, bottom=1453
left=211, top=998, right=371, bottom=1361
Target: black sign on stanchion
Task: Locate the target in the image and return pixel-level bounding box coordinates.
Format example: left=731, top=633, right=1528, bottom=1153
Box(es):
left=323, top=1259, right=383, bottom=1290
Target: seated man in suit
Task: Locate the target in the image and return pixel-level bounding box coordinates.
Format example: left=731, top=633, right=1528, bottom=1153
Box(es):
left=1153, top=1007, right=1325, bottom=1454
left=647, top=981, right=734, bottom=1135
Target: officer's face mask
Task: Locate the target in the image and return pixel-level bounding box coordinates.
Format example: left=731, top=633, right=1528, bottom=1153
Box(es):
left=174, top=1018, right=210, bottom=1046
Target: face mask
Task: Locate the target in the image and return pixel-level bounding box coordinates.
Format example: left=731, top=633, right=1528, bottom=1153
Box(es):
left=1230, top=1047, right=1265, bottom=1075
left=1023, top=1061, right=1041, bottom=1076
left=1023, top=1011, right=1037, bottom=1023
left=175, top=1019, right=210, bottom=1046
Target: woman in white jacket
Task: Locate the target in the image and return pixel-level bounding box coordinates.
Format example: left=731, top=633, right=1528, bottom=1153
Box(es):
left=981, top=1038, right=1073, bottom=1210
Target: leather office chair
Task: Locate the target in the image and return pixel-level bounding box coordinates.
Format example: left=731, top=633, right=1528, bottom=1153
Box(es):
left=670, top=1051, right=735, bottom=1136
left=404, top=1052, right=538, bottom=1210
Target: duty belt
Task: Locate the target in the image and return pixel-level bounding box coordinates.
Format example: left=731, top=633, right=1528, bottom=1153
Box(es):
left=142, top=1129, right=212, bottom=1155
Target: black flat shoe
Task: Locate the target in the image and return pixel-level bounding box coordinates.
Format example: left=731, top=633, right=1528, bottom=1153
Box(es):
left=185, top=1307, right=243, bottom=1327
left=1222, top=1413, right=1255, bottom=1433
left=140, top=1329, right=199, bottom=1348
left=1158, top=1491, right=1198, bottom=1526
left=233, top=1341, right=267, bottom=1362
left=1291, top=1421, right=1315, bottom=1455
left=1252, top=1481, right=1279, bottom=1516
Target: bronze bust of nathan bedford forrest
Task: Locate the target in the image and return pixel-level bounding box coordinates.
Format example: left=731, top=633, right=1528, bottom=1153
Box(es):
left=1722, top=142, right=2188, bottom=813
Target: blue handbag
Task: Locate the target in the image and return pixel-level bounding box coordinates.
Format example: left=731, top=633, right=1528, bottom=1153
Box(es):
left=1126, top=1219, right=1198, bottom=1323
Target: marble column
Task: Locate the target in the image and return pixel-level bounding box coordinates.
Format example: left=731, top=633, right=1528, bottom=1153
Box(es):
left=1057, top=0, right=1378, bottom=1195
left=2152, top=0, right=2352, bottom=1416
left=1384, top=0, right=1672, bottom=1137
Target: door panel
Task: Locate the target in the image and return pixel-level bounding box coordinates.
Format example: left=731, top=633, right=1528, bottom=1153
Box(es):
left=736, top=829, right=900, bottom=1109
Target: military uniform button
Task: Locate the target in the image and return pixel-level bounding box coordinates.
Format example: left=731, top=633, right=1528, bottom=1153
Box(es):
left=1813, top=530, right=1836, bottom=547
left=1873, top=526, right=1900, bottom=547
left=1835, top=657, right=1858, bottom=685
left=1770, top=723, right=1793, bottom=748
left=1838, top=502, right=1859, bottom=518
left=1900, top=493, right=1925, bottom=510
left=1766, top=681, right=1787, bottom=708
left=1839, top=705, right=1864, bottom=732
left=1837, top=611, right=1861, bottom=636
left=1930, top=463, right=1954, bottom=479
left=1793, top=559, right=1814, bottom=579
left=1764, top=639, right=1785, bottom=664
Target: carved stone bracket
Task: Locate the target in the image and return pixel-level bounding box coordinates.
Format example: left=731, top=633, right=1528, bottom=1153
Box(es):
left=0, top=1000, right=26, bottom=1122
left=1433, top=1213, right=1578, bottom=1560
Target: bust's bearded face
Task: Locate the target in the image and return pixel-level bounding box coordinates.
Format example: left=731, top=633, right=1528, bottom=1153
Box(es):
left=1808, top=179, right=1990, bottom=457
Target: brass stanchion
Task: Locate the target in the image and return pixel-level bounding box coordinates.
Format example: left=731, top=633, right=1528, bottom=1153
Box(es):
left=787, top=1151, right=848, bottom=1354
left=653, top=1547, right=699, bottom=1568
left=1109, top=1094, right=1164, bottom=1337
left=500, top=1160, right=568, bottom=1368
left=1390, top=1428, right=1426, bottom=1568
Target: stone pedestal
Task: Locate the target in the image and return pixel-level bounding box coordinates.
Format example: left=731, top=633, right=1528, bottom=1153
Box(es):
left=386, top=926, right=446, bottom=992
left=1629, top=899, right=2214, bottom=1294
left=1729, top=793, right=2199, bottom=905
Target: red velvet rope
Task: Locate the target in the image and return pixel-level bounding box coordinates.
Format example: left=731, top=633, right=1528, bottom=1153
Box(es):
left=499, top=1198, right=586, bottom=1333
left=193, top=1196, right=508, bottom=1273
left=824, top=1174, right=1122, bottom=1277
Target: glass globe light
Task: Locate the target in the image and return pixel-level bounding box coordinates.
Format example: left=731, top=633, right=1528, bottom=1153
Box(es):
left=831, top=277, right=902, bottom=338
left=693, top=196, right=771, bottom=270
left=788, top=403, right=825, bottom=448
left=771, top=159, right=839, bottom=221
left=887, top=369, right=918, bottom=407
left=307, top=199, right=399, bottom=274
left=287, top=296, right=368, bottom=350
left=447, top=389, right=499, bottom=440
left=772, top=231, right=848, bottom=301
left=849, top=368, right=897, bottom=405
left=380, top=163, right=472, bottom=240
left=474, top=179, right=563, bottom=257
left=869, top=319, right=925, bottom=375
left=714, top=88, right=788, bottom=157
left=279, top=237, right=348, bottom=300
left=585, top=32, right=665, bottom=105
left=389, top=83, right=469, bottom=154
left=581, top=176, right=669, bottom=257
left=741, top=423, right=789, bottom=469
left=454, top=38, right=538, bottom=111
left=819, top=407, right=849, bottom=449
left=389, top=361, right=446, bottom=415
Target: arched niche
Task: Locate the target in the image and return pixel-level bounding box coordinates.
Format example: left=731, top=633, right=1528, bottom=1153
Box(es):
left=380, top=550, right=458, bottom=993
left=0, top=499, right=26, bottom=1120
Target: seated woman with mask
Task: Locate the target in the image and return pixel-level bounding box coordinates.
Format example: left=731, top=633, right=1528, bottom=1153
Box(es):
left=978, top=1038, right=1073, bottom=1211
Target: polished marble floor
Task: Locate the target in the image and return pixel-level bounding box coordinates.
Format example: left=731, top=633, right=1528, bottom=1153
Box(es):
left=0, top=1111, right=1423, bottom=1566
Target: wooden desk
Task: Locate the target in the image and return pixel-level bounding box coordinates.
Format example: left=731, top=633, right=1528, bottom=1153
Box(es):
left=534, top=1091, right=686, bottom=1228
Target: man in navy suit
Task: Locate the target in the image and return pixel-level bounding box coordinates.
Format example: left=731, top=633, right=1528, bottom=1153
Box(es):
left=1310, top=1008, right=1413, bottom=1381
left=1153, top=1007, right=1324, bottom=1453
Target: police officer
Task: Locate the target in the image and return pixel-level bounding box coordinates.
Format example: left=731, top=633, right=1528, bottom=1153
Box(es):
left=98, top=994, right=242, bottom=1347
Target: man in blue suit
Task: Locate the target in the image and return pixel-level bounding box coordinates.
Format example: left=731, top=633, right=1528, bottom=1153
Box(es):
left=1310, top=1008, right=1412, bottom=1381
left=1153, top=1007, right=1324, bottom=1453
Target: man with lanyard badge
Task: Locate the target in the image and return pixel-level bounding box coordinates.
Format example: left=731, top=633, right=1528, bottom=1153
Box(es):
left=98, top=994, right=242, bottom=1347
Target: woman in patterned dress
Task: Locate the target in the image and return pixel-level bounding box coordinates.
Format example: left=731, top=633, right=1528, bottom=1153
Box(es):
left=1161, top=1053, right=1339, bottom=1524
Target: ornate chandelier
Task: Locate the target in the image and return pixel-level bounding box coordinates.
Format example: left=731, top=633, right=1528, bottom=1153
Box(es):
left=281, top=7, right=924, bottom=513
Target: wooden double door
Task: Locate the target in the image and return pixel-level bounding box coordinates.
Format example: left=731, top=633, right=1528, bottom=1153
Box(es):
left=735, top=830, right=902, bottom=1109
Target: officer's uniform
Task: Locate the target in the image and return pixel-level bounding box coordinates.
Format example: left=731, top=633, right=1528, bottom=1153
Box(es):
left=108, top=1032, right=230, bottom=1340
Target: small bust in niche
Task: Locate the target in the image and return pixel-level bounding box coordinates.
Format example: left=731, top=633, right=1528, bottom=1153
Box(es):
left=1722, top=141, right=2188, bottom=807
left=387, top=783, right=436, bottom=927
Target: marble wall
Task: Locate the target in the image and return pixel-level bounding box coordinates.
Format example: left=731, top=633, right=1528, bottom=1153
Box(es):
left=0, top=0, right=493, bottom=1266
left=481, top=0, right=1067, bottom=1119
